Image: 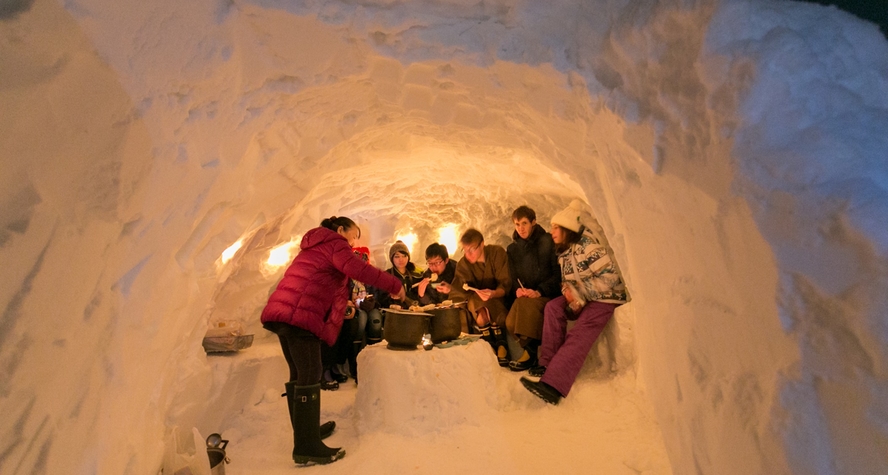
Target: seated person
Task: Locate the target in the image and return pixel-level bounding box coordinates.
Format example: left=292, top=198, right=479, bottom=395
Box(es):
left=338, top=247, right=371, bottom=381
left=358, top=289, right=385, bottom=345
left=416, top=242, right=457, bottom=305
left=450, top=228, right=512, bottom=366
left=505, top=206, right=561, bottom=372
left=320, top=297, right=357, bottom=390
left=520, top=205, right=629, bottom=405
left=375, top=240, right=424, bottom=304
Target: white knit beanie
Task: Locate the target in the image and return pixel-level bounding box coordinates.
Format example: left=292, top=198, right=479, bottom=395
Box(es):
left=551, top=205, right=583, bottom=233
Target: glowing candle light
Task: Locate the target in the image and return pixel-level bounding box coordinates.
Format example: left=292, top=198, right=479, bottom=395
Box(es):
left=437, top=224, right=459, bottom=255
left=220, top=240, right=243, bottom=264
left=394, top=231, right=418, bottom=256
left=267, top=240, right=296, bottom=267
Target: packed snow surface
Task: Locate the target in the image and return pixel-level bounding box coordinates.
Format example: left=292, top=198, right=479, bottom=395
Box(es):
left=1, top=0, right=887, bottom=474
left=212, top=338, right=670, bottom=474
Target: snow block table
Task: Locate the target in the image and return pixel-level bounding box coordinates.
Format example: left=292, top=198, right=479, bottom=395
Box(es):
left=355, top=339, right=499, bottom=436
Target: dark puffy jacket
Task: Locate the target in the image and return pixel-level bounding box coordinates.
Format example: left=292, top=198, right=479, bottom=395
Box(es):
left=419, top=259, right=457, bottom=305
left=506, top=224, right=561, bottom=307
left=261, top=227, right=403, bottom=345
left=377, top=266, right=424, bottom=309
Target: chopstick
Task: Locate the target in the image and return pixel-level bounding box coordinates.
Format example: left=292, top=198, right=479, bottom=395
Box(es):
left=517, top=279, right=525, bottom=289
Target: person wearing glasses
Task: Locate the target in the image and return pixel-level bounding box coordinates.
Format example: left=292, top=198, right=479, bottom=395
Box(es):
left=450, top=228, right=512, bottom=366
left=416, top=242, right=457, bottom=305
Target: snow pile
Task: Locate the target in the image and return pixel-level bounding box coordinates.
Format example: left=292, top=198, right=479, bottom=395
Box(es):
left=355, top=340, right=502, bottom=435
left=1, top=0, right=886, bottom=474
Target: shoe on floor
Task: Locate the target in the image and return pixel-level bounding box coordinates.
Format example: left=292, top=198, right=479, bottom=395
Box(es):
left=330, top=370, right=349, bottom=383
left=496, top=345, right=509, bottom=367
left=528, top=365, right=547, bottom=377
left=520, top=376, right=561, bottom=405
left=320, top=379, right=339, bottom=391
left=509, top=350, right=537, bottom=372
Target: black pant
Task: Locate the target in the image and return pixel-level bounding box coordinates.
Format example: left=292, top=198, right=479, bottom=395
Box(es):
left=264, top=322, right=322, bottom=385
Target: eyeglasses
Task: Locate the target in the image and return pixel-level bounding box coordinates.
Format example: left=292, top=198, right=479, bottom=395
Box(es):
left=426, top=259, right=444, bottom=267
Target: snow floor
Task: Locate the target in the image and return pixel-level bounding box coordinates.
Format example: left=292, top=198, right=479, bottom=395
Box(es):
left=210, top=339, right=672, bottom=474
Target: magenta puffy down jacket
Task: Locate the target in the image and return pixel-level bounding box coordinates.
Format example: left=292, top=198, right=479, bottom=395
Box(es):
left=261, top=227, right=403, bottom=345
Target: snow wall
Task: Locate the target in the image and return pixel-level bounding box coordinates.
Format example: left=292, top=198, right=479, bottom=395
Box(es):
left=1, top=0, right=886, bottom=473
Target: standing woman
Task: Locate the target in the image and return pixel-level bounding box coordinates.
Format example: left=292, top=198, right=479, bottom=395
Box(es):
left=520, top=205, right=628, bottom=405
left=261, top=216, right=405, bottom=464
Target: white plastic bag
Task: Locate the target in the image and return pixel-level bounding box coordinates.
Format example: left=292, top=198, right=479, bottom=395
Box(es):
left=162, top=426, right=211, bottom=475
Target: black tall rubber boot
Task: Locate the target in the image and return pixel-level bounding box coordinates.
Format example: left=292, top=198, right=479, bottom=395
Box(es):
left=285, top=385, right=335, bottom=440
left=477, top=324, right=507, bottom=365
left=477, top=324, right=495, bottom=347
left=285, top=383, right=344, bottom=464
left=491, top=324, right=509, bottom=367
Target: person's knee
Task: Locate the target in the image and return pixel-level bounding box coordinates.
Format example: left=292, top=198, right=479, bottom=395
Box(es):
left=357, top=310, right=368, bottom=332
left=474, top=307, right=490, bottom=327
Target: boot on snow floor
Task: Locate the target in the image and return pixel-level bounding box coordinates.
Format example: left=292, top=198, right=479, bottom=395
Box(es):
left=284, top=384, right=336, bottom=443
left=520, top=376, right=562, bottom=405
left=491, top=324, right=508, bottom=367
left=285, top=382, right=345, bottom=465
left=477, top=324, right=509, bottom=367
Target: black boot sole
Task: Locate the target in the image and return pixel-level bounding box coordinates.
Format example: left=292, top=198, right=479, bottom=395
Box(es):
left=520, top=376, right=561, bottom=405
left=294, top=448, right=346, bottom=465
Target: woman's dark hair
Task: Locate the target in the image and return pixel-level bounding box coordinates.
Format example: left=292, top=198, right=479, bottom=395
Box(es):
left=390, top=250, right=417, bottom=273
left=555, top=227, right=582, bottom=253
left=320, top=216, right=360, bottom=238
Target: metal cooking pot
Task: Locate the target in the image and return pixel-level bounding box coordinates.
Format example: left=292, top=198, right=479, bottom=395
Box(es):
left=429, top=307, right=463, bottom=343
left=382, top=308, right=431, bottom=350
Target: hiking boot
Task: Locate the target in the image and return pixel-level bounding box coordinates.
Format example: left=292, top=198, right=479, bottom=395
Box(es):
left=528, top=365, right=547, bottom=377
left=520, top=376, right=562, bottom=405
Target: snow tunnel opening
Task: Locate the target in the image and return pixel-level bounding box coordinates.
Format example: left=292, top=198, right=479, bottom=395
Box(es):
left=205, top=125, right=622, bottom=350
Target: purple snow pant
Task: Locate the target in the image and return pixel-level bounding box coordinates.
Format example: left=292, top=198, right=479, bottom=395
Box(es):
left=538, top=296, right=617, bottom=397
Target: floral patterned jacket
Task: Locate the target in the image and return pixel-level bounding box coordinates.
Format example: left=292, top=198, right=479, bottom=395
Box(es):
left=558, top=230, right=628, bottom=305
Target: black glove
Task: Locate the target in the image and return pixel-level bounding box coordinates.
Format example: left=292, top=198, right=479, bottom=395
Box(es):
left=359, top=296, right=376, bottom=313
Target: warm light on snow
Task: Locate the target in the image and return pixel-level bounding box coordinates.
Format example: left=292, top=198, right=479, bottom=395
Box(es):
left=437, top=224, right=459, bottom=256
left=2, top=1, right=886, bottom=474
left=394, top=231, right=418, bottom=258
left=220, top=240, right=243, bottom=264
left=266, top=240, right=296, bottom=268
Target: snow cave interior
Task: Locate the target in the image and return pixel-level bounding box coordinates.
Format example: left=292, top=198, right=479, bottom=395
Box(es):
left=2, top=0, right=887, bottom=474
